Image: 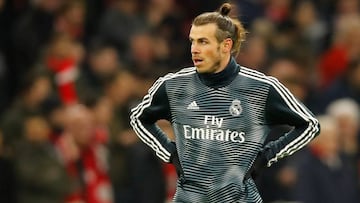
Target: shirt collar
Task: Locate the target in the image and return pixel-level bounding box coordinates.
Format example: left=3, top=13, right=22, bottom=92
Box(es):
left=197, top=57, right=240, bottom=88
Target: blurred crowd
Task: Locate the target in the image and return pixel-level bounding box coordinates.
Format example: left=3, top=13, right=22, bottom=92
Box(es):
left=0, top=0, right=359, bottom=203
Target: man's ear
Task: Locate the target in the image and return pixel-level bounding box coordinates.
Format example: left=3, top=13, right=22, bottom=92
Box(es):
left=222, top=38, right=233, bottom=53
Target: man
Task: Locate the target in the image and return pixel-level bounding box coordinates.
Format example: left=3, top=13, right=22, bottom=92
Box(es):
left=56, top=105, right=114, bottom=203
left=130, top=3, right=320, bottom=202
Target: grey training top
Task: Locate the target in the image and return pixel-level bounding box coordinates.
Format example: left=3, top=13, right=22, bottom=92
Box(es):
left=130, top=58, right=320, bottom=203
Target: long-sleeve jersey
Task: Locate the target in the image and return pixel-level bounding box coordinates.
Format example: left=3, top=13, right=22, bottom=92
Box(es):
left=130, top=58, right=320, bottom=203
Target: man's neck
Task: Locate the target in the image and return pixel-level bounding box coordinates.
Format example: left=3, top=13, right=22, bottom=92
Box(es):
left=197, top=57, right=239, bottom=88
left=215, top=54, right=231, bottom=73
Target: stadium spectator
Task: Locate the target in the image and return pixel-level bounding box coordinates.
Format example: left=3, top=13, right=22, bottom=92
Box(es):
left=13, top=114, right=70, bottom=203
left=294, top=115, right=359, bottom=203
left=326, top=98, right=360, bottom=191
left=95, top=0, right=145, bottom=57
left=318, top=59, right=360, bottom=112
left=0, top=70, right=53, bottom=149
left=318, top=16, right=360, bottom=90
left=76, top=44, right=121, bottom=98
left=9, top=0, right=63, bottom=96
left=55, top=104, right=113, bottom=203
left=236, top=34, right=268, bottom=71
left=54, top=0, right=86, bottom=41
left=45, top=32, right=85, bottom=105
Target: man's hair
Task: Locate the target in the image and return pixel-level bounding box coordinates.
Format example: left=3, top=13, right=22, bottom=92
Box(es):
left=192, top=3, right=247, bottom=56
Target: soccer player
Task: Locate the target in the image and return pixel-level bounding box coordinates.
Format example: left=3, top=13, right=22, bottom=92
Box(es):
left=130, top=3, right=320, bottom=202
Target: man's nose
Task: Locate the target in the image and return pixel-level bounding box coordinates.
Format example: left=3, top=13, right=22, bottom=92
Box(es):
left=191, top=44, right=200, bottom=54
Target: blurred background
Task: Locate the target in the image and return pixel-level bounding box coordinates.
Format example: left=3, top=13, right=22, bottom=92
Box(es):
left=0, top=0, right=359, bottom=203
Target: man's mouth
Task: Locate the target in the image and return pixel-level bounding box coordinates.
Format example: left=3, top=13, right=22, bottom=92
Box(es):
left=193, top=58, right=203, bottom=66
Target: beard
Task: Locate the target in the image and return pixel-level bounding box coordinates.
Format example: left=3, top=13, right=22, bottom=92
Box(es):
left=196, top=47, right=223, bottom=74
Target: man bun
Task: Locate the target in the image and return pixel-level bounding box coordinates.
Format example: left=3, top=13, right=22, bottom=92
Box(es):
left=219, top=3, right=232, bottom=16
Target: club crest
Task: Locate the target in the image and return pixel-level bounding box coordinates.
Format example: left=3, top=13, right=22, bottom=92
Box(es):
left=229, top=99, right=242, bottom=116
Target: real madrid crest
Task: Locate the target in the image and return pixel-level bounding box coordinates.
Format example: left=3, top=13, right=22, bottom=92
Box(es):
left=229, top=99, right=242, bottom=116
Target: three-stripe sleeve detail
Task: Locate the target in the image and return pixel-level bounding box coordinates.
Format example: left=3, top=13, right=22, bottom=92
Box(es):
left=239, top=67, right=319, bottom=167
left=130, top=67, right=196, bottom=162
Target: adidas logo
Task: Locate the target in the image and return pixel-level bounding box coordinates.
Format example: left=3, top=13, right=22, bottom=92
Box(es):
left=187, top=101, right=199, bottom=110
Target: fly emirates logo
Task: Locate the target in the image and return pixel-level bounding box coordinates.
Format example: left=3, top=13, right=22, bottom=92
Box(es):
left=183, top=115, right=246, bottom=143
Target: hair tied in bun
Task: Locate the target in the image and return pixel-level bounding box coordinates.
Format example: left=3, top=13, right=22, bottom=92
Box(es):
left=219, top=3, right=232, bottom=16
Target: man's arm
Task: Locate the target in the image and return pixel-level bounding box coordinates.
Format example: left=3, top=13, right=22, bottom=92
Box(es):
left=263, top=77, right=320, bottom=167
left=130, top=78, right=176, bottom=163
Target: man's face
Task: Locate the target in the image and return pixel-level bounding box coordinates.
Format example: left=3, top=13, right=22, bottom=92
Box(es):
left=189, top=23, right=225, bottom=73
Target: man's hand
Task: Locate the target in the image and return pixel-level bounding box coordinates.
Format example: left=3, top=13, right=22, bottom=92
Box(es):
left=245, top=151, right=268, bottom=181
left=170, top=143, right=186, bottom=184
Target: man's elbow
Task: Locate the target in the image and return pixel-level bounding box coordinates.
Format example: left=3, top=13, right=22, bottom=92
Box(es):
left=129, top=108, right=140, bottom=128
left=312, top=118, right=321, bottom=138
